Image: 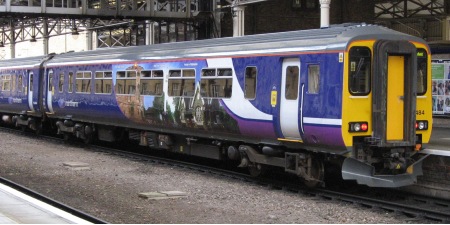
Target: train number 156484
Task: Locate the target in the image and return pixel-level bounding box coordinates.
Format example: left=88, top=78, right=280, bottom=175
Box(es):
left=416, top=110, right=425, bottom=115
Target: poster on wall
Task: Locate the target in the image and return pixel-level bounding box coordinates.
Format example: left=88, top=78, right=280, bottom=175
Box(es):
left=432, top=60, right=450, bottom=115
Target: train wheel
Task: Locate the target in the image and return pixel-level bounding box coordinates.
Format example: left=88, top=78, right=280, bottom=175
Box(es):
left=35, top=121, right=42, bottom=135
left=248, top=163, right=267, bottom=177
left=63, top=133, right=72, bottom=142
left=15, top=121, right=25, bottom=132
left=303, top=158, right=325, bottom=188
left=83, top=135, right=93, bottom=145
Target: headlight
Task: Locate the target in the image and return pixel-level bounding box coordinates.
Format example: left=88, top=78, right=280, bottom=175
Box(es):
left=354, top=123, right=361, bottom=131
left=415, top=120, right=428, bottom=131
left=418, top=122, right=425, bottom=130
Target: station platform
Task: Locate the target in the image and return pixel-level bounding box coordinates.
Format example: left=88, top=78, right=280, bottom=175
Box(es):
left=0, top=182, right=92, bottom=224
left=420, top=148, right=450, bottom=156
left=422, top=118, right=450, bottom=156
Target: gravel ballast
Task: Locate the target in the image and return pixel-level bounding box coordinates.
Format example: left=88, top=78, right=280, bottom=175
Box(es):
left=0, top=130, right=414, bottom=223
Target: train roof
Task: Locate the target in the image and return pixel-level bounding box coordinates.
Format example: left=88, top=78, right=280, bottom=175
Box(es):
left=0, top=55, right=47, bottom=70
left=0, top=24, right=427, bottom=68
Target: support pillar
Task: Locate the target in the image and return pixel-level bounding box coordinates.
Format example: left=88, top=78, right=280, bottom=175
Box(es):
left=92, top=30, right=97, bottom=50
left=443, top=16, right=450, bottom=41
left=9, top=22, right=15, bottom=59
left=232, top=6, right=245, bottom=37
left=213, top=0, right=221, bottom=37
left=145, top=20, right=155, bottom=45
left=186, top=0, right=191, bottom=18
left=43, top=18, right=49, bottom=55
left=87, top=31, right=93, bottom=50
left=319, top=0, right=331, bottom=28
left=87, top=20, right=94, bottom=50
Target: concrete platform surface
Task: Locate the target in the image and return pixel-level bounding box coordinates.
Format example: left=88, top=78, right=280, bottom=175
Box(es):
left=0, top=182, right=92, bottom=224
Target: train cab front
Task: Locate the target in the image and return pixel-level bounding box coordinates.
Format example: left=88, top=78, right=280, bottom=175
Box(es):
left=341, top=39, right=432, bottom=188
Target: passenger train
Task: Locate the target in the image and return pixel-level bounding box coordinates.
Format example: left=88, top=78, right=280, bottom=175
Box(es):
left=0, top=24, right=432, bottom=188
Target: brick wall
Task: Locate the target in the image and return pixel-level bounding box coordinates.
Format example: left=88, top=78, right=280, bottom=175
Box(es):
left=221, top=0, right=374, bottom=37
left=401, top=155, right=450, bottom=200
left=420, top=155, right=450, bottom=185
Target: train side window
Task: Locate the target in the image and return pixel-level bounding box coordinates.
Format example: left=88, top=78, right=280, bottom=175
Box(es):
left=152, top=70, right=163, bottom=77
left=68, top=72, right=73, bottom=93
left=76, top=71, right=92, bottom=93
left=10, top=74, right=15, bottom=92
left=169, top=70, right=181, bottom=77
left=59, top=73, right=64, bottom=93
left=18, top=74, right=23, bottom=92
left=168, top=69, right=195, bottom=97
left=417, top=48, right=427, bottom=96
left=202, top=69, right=215, bottom=77
left=308, top=65, right=320, bottom=94
left=245, top=67, right=257, bottom=99
left=285, top=66, right=299, bottom=100
left=349, top=47, right=371, bottom=95
left=200, top=68, right=233, bottom=98
left=1, top=75, right=10, bottom=92
left=11, top=74, right=16, bottom=92
left=116, top=70, right=136, bottom=95
left=95, top=71, right=113, bottom=94
left=183, top=69, right=195, bottom=77
left=140, top=70, right=163, bottom=96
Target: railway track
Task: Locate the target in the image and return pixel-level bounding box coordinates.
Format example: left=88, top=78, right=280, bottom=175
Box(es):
left=1, top=126, right=450, bottom=223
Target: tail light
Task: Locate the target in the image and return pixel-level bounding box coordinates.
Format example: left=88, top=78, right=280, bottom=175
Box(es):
left=349, top=122, right=369, bottom=132
left=415, top=120, right=428, bottom=131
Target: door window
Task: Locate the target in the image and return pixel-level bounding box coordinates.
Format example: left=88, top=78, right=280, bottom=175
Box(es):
left=285, top=66, right=299, bottom=100
left=29, top=73, right=33, bottom=92
left=48, top=71, right=54, bottom=93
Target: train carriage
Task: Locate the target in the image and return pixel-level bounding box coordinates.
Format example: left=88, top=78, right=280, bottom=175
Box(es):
left=0, top=24, right=432, bottom=188
left=0, top=56, right=53, bottom=130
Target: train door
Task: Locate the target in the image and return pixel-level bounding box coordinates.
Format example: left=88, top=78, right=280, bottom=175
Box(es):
left=387, top=56, right=404, bottom=140
left=372, top=40, right=416, bottom=146
left=27, top=72, right=35, bottom=112
left=279, top=58, right=303, bottom=140
left=45, top=70, right=54, bottom=113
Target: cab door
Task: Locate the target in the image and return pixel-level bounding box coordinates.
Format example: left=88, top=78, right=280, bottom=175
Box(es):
left=372, top=40, right=416, bottom=146
left=279, top=58, right=303, bottom=140
left=386, top=56, right=405, bottom=140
